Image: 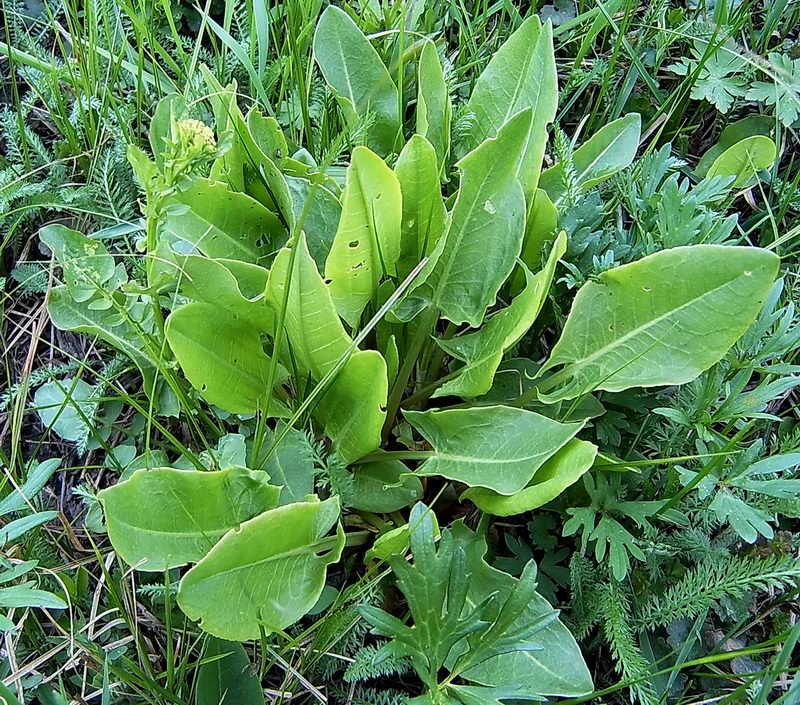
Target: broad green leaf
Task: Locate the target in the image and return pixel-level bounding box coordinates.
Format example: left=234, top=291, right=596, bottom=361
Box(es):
left=40, top=225, right=116, bottom=303
left=404, top=405, right=583, bottom=494
left=460, top=17, right=558, bottom=196
left=351, top=459, right=423, bottom=512
left=397, top=110, right=531, bottom=326
left=539, top=113, right=641, bottom=205
left=48, top=287, right=154, bottom=374
left=149, top=93, right=189, bottom=170
left=316, top=350, right=388, bottom=464
left=454, top=523, right=593, bottom=697
left=161, top=179, right=284, bottom=263
left=0, top=684, right=23, bottom=705
left=178, top=497, right=344, bottom=640
left=267, top=234, right=387, bottom=462
left=241, top=109, right=295, bottom=228
left=362, top=508, right=591, bottom=699
left=166, top=302, right=281, bottom=414
left=538, top=245, right=780, bottom=402
left=267, top=232, right=352, bottom=378
left=178, top=256, right=273, bottom=331
left=313, top=6, right=399, bottom=155
left=100, top=466, right=280, bottom=571
left=513, top=188, right=558, bottom=293
left=695, top=116, right=774, bottom=177
left=463, top=439, right=598, bottom=516
left=416, top=40, right=451, bottom=169
left=34, top=379, right=95, bottom=442
left=325, top=146, right=402, bottom=327
left=247, top=107, right=288, bottom=161
left=395, top=135, right=448, bottom=281
left=286, top=176, right=341, bottom=271
left=705, top=135, right=777, bottom=189
left=255, top=424, right=316, bottom=505
left=196, top=638, right=265, bottom=705
left=47, top=287, right=156, bottom=387
left=433, top=232, right=566, bottom=398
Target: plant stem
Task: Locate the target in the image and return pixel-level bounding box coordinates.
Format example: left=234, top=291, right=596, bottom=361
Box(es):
left=382, top=307, right=438, bottom=441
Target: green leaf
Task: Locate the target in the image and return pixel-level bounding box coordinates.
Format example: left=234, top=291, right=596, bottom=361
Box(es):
left=40, top=225, right=116, bottom=303
left=395, top=135, right=448, bottom=281
left=267, top=234, right=387, bottom=462
left=177, top=497, right=344, bottom=640
left=0, top=683, right=21, bottom=705
left=313, top=6, right=400, bottom=155
left=513, top=188, right=558, bottom=293
left=316, top=350, right=388, bottom=464
left=453, top=522, right=592, bottom=697
left=241, top=109, right=295, bottom=228
left=460, top=17, right=558, bottom=196
left=0, top=458, right=61, bottom=517
left=360, top=504, right=497, bottom=692
left=149, top=93, right=189, bottom=169
left=325, top=146, right=402, bottom=327
left=201, top=71, right=248, bottom=191
left=433, top=232, right=566, bottom=398
left=695, top=116, right=774, bottom=178
left=0, top=585, right=67, bottom=610
left=416, top=40, right=451, bottom=169
left=709, top=490, right=774, bottom=543
left=0, top=511, right=58, bottom=547
left=351, top=459, right=423, bottom=512
left=398, top=109, right=531, bottom=326
left=361, top=506, right=592, bottom=699
left=178, top=256, right=273, bottom=331
left=47, top=286, right=155, bottom=386
left=196, top=638, right=265, bottom=705
left=0, top=683, right=23, bottom=705
left=538, top=245, right=780, bottom=402
left=705, top=135, right=777, bottom=189
left=100, top=466, right=280, bottom=570
left=255, top=424, right=316, bottom=505
left=165, top=302, right=281, bottom=414
left=746, top=53, right=800, bottom=127
left=668, top=41, right=748, bottom=114
left=267, top=232, right=352, bottom=378
left=286, top=176, right=341, bottom=271
left=34, top=379, right=95, bottom=442
left=539, top=113, right=641, bottom=205
left=404, top=405, right=583, bottom=494
left=161, top=179, right=284, bottom=263
left=463, top=439, right=598, bottom=516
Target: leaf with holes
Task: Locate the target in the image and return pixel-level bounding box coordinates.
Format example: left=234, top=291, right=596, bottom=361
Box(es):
left=160, top=178, right=284, bottom=264
left=325, top=146, right=402, bottom=327
left=165, top=302, right=286, bottom=414
left=396, top=109, right=531, bottom=326
left=537, top=245, right=780, bottom=402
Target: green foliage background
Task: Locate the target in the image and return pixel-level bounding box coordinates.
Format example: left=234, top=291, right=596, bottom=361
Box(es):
left=1, top=0, right=800, bottom=703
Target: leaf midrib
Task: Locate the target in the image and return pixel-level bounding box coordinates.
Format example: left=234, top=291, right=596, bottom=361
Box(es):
left=551, top=265, right=758, bottom=379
